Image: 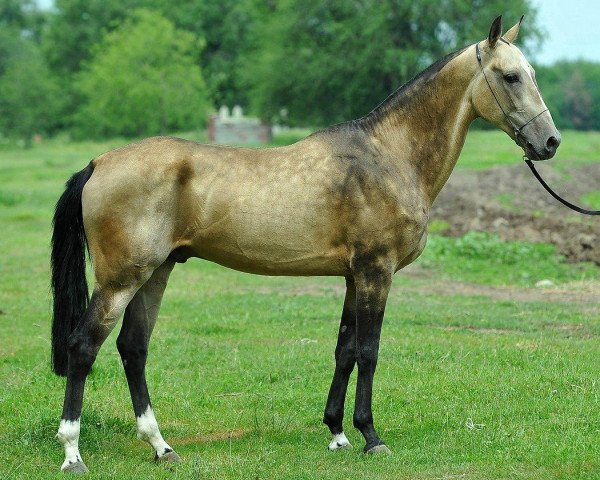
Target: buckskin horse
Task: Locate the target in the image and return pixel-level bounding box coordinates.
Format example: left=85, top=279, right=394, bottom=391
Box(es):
left=51, top=16, right=560, bottom=473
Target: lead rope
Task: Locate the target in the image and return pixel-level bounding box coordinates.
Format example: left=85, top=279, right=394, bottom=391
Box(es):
left=524, top=159, right=600, bottom=215
left=476, top=43, right=600, bottom=216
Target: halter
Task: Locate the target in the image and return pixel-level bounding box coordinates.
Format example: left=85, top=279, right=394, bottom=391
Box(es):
left=476, top=42, right=600, bottom=216
left=475, top=42, right=548, bottom=142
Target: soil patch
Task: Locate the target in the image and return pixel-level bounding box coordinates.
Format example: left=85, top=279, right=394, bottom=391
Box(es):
left=432, top=163, right=600, bottom=264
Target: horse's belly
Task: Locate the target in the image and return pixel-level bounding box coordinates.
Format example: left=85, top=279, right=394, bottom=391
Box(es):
left=191, top=236, right=349, bottom=276
left=185, top=203, right=349, bottom=276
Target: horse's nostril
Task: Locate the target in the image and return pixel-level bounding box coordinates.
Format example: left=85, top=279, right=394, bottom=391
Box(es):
left=546, top=136, right=560, bottom=151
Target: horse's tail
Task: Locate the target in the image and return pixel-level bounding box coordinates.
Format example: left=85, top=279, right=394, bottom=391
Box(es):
left=51, top=163, right=94, bottom=376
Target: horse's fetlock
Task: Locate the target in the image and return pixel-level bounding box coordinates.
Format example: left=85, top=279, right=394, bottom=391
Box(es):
left=323, top=410, right=339, bottom=429
left=353, top=412, right=373, bottom=430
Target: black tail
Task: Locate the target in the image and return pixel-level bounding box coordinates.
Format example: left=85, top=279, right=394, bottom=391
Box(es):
left=51, top=163, right=94, bottom=376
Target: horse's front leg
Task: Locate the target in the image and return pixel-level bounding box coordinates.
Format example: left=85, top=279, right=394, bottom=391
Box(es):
left=323, top=277, right=356, bottom=450
left=352, top=254, right=393, bottom=454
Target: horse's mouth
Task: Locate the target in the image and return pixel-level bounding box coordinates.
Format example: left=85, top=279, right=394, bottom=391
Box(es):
left=517, top=137, right=549, bottom=162
left=525, top=142, right=543, bottom=161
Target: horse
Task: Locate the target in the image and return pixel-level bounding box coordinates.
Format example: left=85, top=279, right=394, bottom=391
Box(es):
left=51, top=15, right=560, bottom=473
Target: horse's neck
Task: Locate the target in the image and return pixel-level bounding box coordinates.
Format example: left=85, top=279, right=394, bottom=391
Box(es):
left=367, top=47, right=478, bottom=205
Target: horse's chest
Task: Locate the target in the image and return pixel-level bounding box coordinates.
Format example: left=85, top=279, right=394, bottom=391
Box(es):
left=385, top=204, right=429, bottom=265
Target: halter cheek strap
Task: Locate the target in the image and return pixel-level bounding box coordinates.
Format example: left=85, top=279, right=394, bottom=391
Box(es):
left=476, top=43, right=600, bottom=216
left=475, top=43, right=548, bottom=139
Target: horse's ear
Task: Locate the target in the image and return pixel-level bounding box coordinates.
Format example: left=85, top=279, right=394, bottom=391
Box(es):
left=488, top=15, right=503, bottom=49
left=504, top=15, right=524, bottom=43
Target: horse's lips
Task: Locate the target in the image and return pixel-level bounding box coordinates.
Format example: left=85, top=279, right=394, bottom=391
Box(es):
left=515, top=136, right=546, bottom=162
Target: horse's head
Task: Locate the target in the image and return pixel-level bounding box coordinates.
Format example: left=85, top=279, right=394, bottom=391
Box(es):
left=472, top=16, right=560, bottom=160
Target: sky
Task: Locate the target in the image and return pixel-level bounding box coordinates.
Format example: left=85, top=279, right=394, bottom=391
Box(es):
left=531, top=0, right=600, bottom=64
left=35, top=0, right=600, bottom=65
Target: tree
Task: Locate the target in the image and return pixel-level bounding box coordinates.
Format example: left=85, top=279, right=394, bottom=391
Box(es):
left=74, top=9, right=211, bottom=139
left=0, top=36, right=62, bottom=145
left=189, top=0, right=258, bottom=108
left=0, top=0, right=46, bottom=40
left=242, top=0, right=541, bottom=126
left=562, top=72, right=592, bottom=130
left=43, top=0, right=258, bottom=112
left=536, top=61, right=600, bottom=131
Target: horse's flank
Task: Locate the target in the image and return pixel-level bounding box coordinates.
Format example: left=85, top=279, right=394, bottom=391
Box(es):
left=84, top=46, right=478, bottom=284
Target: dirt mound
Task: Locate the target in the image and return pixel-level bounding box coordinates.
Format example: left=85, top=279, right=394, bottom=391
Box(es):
left=432, top=163, right=600, bottom=265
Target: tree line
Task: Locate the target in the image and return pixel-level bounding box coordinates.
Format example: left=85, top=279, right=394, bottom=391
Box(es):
left=0, top=0, right=597, bottom=144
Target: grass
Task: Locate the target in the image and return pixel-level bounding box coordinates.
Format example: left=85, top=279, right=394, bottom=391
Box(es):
left=581, top=191, right=600, bottom=210
left=420, top=232, right=598, bottom=287
left=459, top=129, right=600, bottom=170
left=0, top=132, right=599, bottom=479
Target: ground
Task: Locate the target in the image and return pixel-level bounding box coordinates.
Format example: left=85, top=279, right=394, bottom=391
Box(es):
left=434, top=163, right=600, bottom=265
left=0, top=130, right=598, bottom=479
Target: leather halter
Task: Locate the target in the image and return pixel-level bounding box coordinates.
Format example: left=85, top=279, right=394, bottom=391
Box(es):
left=476, top=43, right=600, bottom=216
left=475, top=42, right=548, bottom=142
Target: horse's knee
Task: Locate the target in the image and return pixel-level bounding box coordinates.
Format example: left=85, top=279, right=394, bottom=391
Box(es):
left=335, top=348, right=356, bottom=373
left=356, top=346, right=378, bottom=371
left=352, top=409, right=374, bottom=431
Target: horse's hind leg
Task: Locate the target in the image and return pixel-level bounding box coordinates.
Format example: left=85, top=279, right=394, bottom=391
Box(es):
left=57, top=282, right=142, bottom=473
left=116, top=260, right=179, bottom=463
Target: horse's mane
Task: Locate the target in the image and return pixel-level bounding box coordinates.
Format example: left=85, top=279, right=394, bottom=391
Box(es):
left=316, top=45, right=468, bottom=136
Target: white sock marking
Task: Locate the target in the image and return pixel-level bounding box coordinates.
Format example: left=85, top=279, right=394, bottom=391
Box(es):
left=328, top=431, right=352, bottom=450
left=136, top=406, right=173, bottom=456
left=56, top=419, right=83, bottom=470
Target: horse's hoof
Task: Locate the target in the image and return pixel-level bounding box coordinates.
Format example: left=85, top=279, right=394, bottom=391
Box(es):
left=155, top=450, right=181, bottom=464
left=62, top=461, right=89, bottom=474
left=328, top=432, right=353, bottom=450
left=365, top=444, right=392, bottom=455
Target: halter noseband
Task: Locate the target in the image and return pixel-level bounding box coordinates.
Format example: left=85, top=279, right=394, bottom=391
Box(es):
left=475, top=42, right=548, bottom=143
left=475, top=42, right=600, bottom=216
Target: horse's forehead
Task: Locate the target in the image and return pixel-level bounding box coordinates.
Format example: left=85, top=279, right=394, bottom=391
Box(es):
left=498, top=43, right=531, bottom=71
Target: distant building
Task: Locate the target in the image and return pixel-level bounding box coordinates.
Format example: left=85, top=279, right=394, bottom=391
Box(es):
left=207, top=106, right=272, bottom=145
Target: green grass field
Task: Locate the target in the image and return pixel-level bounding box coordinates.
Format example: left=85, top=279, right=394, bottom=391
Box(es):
left=0, top=132, right=599, bottom=479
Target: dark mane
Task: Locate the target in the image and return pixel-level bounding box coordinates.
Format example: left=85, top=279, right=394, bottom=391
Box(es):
left=315, top=46, right=468, bottom=136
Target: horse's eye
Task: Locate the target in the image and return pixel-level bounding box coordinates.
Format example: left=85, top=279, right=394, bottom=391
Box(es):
left=504, top=73, right=520, bottom=84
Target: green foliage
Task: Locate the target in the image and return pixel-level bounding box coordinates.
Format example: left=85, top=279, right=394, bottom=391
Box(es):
left=7, top=0, right=600, bottom=140
left=0, top=0, right=46, bottom=39
left=536, top=61, right=600, bottom=131
left=428, top=219, right=450, bottom=233
left=41, top=0, right=258, bottom=117
left=0, top=35, right=62, bottom=145
left=189, top=0, right=258, bottom=108
left=74, top=10, right=211, bottom=139
left=43, top=0, right=142, bottom=74
left=242, top=1, right=539, bottom=126
left=419, top=231, right=597, bottom=286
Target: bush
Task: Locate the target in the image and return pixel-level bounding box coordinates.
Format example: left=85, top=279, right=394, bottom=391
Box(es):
left=74, top=9, right=211, bottom=139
